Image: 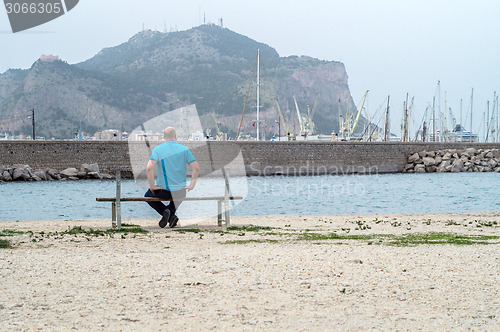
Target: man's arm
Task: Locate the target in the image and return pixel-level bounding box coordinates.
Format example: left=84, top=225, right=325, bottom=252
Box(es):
left=146, top=159, right=162, bottom=193
left=184, top=161, right=199, bottom=191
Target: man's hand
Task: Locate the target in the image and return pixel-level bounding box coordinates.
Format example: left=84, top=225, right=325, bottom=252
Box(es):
left=147, top=160, right=158, bottom=192
left=150, top=185, right=163, bottom=194
left=184, top=161, right=199, bottom=192
left=183, top=183, right=195, bottom=192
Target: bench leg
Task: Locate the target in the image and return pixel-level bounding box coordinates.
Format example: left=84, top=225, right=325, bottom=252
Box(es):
left=116, top=201, right=121, bottom=229
left=217, top=200, right=222, bottom=227
left=224, top=200, right=230, bottom=227
left=112, top=202, right=117, bottom=228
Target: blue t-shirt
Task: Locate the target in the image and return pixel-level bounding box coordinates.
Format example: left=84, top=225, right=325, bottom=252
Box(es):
left=149, top=141, right=196, bottom=191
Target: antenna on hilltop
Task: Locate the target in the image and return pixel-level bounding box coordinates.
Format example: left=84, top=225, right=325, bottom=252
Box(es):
left=219, top=18, right=223, bottom=28
left=204, top=12, right=206, bottom=25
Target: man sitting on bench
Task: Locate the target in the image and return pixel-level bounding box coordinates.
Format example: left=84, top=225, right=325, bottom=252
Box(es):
left=145, top=127, right=200, bottom=228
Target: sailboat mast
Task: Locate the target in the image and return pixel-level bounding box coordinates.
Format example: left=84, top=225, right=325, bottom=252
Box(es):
left=437, top=81, right=442, bottom=141
left=489, top=91, right=498, bottom=142
left=470, top=88, right=474, bottom=142
left=432, top=96, right=436, bottom=142
left=480, top=107, right=485, bottom=143
left=403, top=93, right=409, bottom=142
left=496, top=96, right=500, bottom=143
left=400, top=102, right=405, bottom=141
left=486, top=101, right=490, bottom=142
left=444, top=91, right=448, bottom=139
left=256, top=49, right=260, bottom=141
left=338, top=98, right=343, bottom=139
left=346, top=99, right=351, bottom=140
left=460, top=99, right=463, bottom=142
left=384, top=95, right=390, bottom=141
left=495, top=94, right=498, bottom=142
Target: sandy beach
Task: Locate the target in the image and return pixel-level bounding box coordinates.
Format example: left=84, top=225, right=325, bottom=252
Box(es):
left=1, top=212, right=499, bottom=331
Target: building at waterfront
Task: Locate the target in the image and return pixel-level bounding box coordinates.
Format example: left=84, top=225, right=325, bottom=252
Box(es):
left=93, top=129, right=123, bottom=141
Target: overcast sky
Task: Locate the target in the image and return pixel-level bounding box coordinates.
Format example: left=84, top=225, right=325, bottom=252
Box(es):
left=1, top=0, right=499, bottom=136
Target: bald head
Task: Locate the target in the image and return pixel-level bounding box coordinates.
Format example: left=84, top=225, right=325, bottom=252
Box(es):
left=163, top=127, right=177, bottom=141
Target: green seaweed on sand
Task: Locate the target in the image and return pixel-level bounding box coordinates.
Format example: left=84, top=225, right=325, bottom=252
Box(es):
left=227, top=225, right=276, bottom=232
left=173, top=228, right=201, bottom=233
left=221, top=239, right=281, bottom=245
left=61, top=225, right=148, bottom=236
left=296, top=231, right=499, bottom=246
left=0, top=229, right=24, bottom=236
left=0, top=239, right=11, bottom=248
left=386, top=232, right=500, bottom=246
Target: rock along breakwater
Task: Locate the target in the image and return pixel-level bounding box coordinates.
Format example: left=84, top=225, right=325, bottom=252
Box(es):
left=403, top=148, right=500, bottom=173
left=0, top=163, right=115, bottom=182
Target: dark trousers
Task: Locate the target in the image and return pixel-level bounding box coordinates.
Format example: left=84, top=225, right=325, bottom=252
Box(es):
left=144, top=188, right=186, bottom=217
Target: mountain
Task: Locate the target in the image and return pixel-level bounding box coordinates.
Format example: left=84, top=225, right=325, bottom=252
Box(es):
left=0, top=24, right=359, bottom=139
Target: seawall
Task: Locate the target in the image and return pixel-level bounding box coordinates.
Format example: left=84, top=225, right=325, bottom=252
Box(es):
left=1, top=141, right=500, bottom=176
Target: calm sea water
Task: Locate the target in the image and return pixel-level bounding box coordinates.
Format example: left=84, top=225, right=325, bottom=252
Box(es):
left=0, top=173, right=499, bottom=221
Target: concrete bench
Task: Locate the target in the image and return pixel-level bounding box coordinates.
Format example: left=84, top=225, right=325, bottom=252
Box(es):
left=96, top=170, right=242, bottom=228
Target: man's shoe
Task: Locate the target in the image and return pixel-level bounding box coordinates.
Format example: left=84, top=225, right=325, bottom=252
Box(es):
left=168, top=215, right=179, bottom=228
left=159, top=209, right=171, bottom=228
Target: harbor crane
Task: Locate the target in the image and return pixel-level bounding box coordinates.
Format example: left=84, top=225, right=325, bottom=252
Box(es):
left=293, top=96, right=307, bottom=137
left=293, top=93, right=320, bottom=138
left=306, top=93, right=320, bottom=135
left=274, top=98, right=295, bottom=140
left=350, top=90, right=369, bottom=136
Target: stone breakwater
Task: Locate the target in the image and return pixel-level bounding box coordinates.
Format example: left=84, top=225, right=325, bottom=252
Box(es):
left=2, top=141, right=500, bottom=176
left=403, top=148, right=500, bottom=173
left=0, top=163, right=115, bottom=182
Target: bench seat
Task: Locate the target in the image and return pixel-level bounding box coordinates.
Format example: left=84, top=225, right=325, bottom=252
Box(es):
left=96, top=196, right=243, bottom=227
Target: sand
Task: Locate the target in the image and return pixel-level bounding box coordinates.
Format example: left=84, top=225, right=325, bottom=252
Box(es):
left=1, top=212, right=499, bottom=331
